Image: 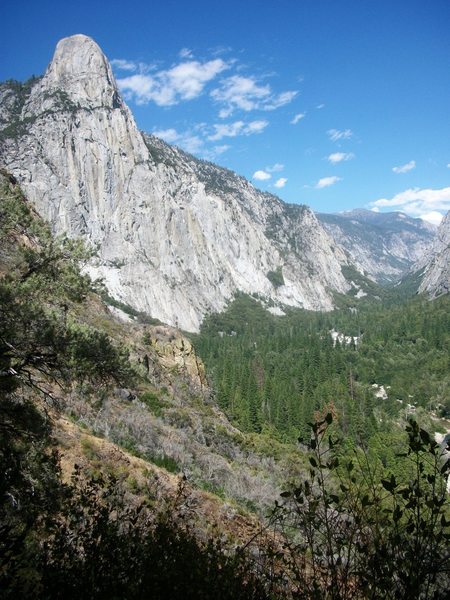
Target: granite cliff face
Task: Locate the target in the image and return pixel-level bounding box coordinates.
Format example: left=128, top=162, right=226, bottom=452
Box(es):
left=318, top=209, right=436, bottom=284
left=0, top=34, right=353, bottom=331
left=417, top=211, right=450, bottom=297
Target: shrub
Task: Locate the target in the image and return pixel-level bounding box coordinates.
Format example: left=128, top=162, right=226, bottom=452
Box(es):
left=266, top=266, right=285, bottom=288
left=274, top=415, right=450, bottom=599
left=140, top=390, right=165, bottom=416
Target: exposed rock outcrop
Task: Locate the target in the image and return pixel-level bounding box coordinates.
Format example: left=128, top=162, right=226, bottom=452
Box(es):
left=417, top=211, right=450, bottom=297
left=144, top=325, right=207, bottom=389
left=0, top=34, right=353, bottom=331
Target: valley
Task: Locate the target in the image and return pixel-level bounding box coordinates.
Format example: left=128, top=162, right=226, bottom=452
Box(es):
left=1, top=31, right=449, bottom=600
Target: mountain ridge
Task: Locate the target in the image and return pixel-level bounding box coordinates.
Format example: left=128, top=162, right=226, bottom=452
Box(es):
left=0, top=34, right=354, bottom=331
left=317, top=209, right=435, bottom=284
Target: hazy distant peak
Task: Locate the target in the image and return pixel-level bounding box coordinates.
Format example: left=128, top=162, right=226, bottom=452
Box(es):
left=337, top=208, right=433, bottom=226
left=317, top=208, right=436, bottom=284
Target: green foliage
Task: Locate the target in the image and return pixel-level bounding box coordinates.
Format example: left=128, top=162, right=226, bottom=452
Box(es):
left=0, top=79, right=80, bottom=141
left=0, top=429, right=269, bottom=599
left=336, top=264, right=392, bottom=305
left=0, top=394, right=63, bottom=595
left=144, top=135, right=179, bottom=170
left=42, top=88, right=78, bottom=113
left=65, top=320, right=133, bottom=385
left=0, top=77, right=42, bottom=141
left=199, top=292, right=273, bottom=336
left=265, top=203, right=307, bottom=247
left=194, top=293, right=450, bottom=444
left=0, top=176, right=270, bottom=599
left=0, top=176, right=133, bottom=395
left=100, top=289, right=161, bottom=324
left=266, top=266, right=284, bottom=288
left=148, top=453, right=180, bottom=473
left=80, top=436, right=102, bottom=461
left=274, top=415, right=450, bottom=599
left=0, top=77, right=41, bottom=114
left=197, top=479, right=227, bottom=499
left=140, top=390, right=165, bottom=416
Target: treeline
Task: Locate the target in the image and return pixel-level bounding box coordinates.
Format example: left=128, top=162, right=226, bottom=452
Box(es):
left=194, top=293, right=450, bottom=442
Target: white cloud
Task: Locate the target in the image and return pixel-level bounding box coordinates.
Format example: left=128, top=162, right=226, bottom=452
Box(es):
left=315, top=176, right=342, bottom=189
left=152, top=127, right=204, bottom=154
left=117, top=74, right=152, bottom=104
left=211, top=74, right=297, bottom=116
left=208, top=121, right=243, bottom=140
left=208, top=119, right=268, bottom=141
left=179, top=48, right=193, bottom=59
left=447, top=163, right=450, bottom=168
left=111, top=59, right=138, bottom=72
left=245, top=120, right=268, bottom=134
left=112, top=59, right=156, bottom=75
left=369, top=186, right=450, bottom=223
left=291, top=112, right=306, bottom=125
left=117, top=58, right=229, bottom=106
left=392, top=160, right=416, bottom=174
left=264, top=91, right=298, bottom=111
left=253, top=170, right=271, bottom=181
left=153, top=128, right=180, bottom=143
left=115, top=53, right=296, bottom=120
left=154, top=118, right=267, bottom=155
left=327, top=152, right=355, bottom=164
left=266, top=163, right=284, bottom=172
left=179, top=135, right=204, bottom=154
left=212, top=144, right=230, bottom=155
left=316, top=103, right=325, bottom=109
left=420, top=211, right=444, bottom=225
left=327, top=128, right=353, bottom=142
left=274, top=177, right=288, bottom=188
left=211, top=75, right=270, bottom=115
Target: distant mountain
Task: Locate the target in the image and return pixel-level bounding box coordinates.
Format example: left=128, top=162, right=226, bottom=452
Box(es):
left=317, top=208, right=436, bottom=284
left=417, top=211, right=450, bottom=297
left=0, top=34, right=361, bottom=332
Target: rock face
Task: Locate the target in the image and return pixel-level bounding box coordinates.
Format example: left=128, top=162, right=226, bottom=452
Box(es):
left=144, top=325, right=207, bottom=389
left=0, top=34, right=353, bottom=331
left=318, top=209, right=436, bottom=284
left=417, top=211, right=450, bottom=297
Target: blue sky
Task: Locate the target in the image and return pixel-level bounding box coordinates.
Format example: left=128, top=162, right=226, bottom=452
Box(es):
left=1, top=0, right=449, bottom=223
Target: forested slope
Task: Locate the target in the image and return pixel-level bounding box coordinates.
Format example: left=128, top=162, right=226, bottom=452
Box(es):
left=194, top=293, right=450, bottom=445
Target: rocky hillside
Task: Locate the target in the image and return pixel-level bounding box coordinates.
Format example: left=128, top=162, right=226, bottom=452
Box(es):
left=417, top=210, right=450, bottom=297
left=318, top=208, right=436, bottom=284
left=0, top=170, right=301, bottom=514
left=0, top=34, right=355, bottom=332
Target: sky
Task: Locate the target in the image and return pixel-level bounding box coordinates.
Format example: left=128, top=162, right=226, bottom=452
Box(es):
left=1, top=0, right=449, bottom=224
